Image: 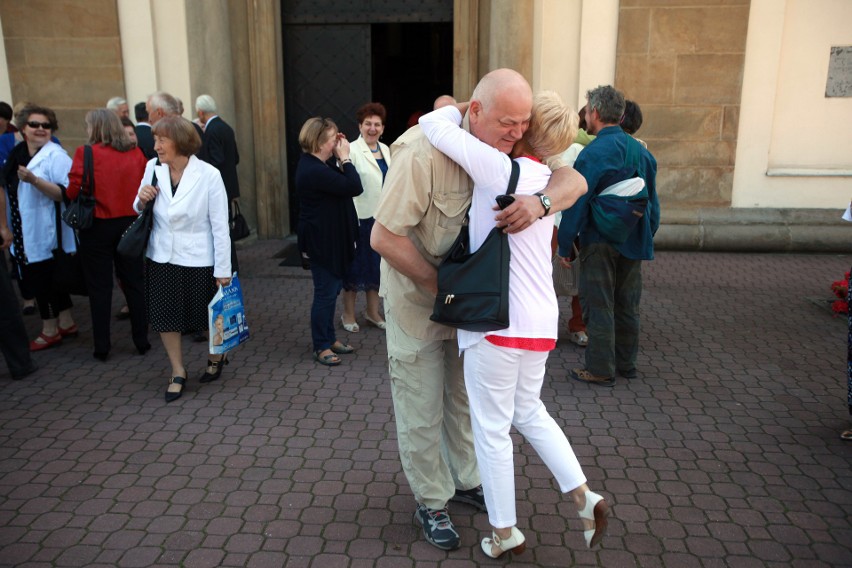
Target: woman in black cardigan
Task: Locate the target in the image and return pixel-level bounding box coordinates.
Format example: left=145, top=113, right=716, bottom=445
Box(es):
left=295, top=117, right=363, bottom=366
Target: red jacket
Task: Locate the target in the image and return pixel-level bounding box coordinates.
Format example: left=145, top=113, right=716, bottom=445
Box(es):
left=67, top=144, right=148, bottom=219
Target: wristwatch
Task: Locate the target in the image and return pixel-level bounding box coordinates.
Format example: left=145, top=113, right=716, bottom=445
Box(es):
left=535, top=192, right=551, bottom=218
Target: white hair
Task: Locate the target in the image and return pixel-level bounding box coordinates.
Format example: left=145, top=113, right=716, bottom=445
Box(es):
left=196, top=94, right=218, bottom=114
left=148, top=91, right=180, bottom=115
left=106, top=97, right=126, bottom=110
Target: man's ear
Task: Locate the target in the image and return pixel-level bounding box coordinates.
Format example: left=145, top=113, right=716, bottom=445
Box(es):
left=468, top=100, right=482, bottom=124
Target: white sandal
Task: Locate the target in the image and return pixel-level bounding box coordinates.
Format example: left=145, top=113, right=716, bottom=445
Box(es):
left=569, top=330, right=589, bottom=346
left=363, top=312, right=387, bottom=330
left=340, top=315, right=359, bottom=333
left=578, top=490, right=609, bottom=548
left=481, top=526, right=526, bottom=558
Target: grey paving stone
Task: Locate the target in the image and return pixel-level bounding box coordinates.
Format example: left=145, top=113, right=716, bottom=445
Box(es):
left=1, top=243, right=851, bottom=566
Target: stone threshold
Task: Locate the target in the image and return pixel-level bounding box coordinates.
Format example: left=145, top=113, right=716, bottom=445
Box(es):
left=656, top=207, right=850, bottom=252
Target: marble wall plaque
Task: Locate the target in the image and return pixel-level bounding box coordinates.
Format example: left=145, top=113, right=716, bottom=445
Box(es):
left=826, top=46, right=852, bottom=97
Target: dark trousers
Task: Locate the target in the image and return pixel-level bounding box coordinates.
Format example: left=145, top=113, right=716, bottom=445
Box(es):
left=0, top=255, right=34, bottom=377
left=78, top=217, right=149, bottom=354
left=9, top=254, right=35, bottom=300
left=579, top=242, right=642, bottom=377
left=309, top=262, right=342, bottom=352
left=20, top=258, right=73, bottom=321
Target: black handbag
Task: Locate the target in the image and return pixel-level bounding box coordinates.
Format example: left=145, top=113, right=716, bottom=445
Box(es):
left=52, top=203, right=88, bottom=296
left=230, top=201, right=250, bottom=241
left=62, top=145, right=96, bottom=230
left=117, top=170, right=156, bottom=259
left=430, top=161, right=519, bottom=332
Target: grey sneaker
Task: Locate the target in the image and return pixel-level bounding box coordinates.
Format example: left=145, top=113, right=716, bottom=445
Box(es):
left=450, top=485, right=487, bottom=512
left=414, top=504, right=460, bottom=550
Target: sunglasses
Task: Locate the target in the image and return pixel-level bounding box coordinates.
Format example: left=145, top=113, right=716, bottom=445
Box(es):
left=27, top=121, right=52, bottom=130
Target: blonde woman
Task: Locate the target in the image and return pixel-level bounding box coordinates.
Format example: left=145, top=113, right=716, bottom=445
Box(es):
left=419, top=91, right=609, bottom=558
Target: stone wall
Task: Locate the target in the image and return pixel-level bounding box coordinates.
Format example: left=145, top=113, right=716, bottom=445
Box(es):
left=0, top=0, right=125, bottom=152
left=616, top=0, right=750, bottom=208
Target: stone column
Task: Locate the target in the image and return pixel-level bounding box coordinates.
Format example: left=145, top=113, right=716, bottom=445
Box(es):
left=479, top=0, right=534, bottom=80
left=247, top=0, right=289, bottom=237
left=453, top=0, right=479, bottom=100
left=184, top=0, right=258, bottom=232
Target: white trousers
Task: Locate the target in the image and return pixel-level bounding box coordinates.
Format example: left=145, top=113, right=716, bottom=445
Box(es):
left=464, top=339, right=587, bottom=528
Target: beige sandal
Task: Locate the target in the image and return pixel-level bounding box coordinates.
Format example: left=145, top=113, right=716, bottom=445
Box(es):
left=578, top=490, right=610, bottom=548
left=481, top=526, right=526, bottom=559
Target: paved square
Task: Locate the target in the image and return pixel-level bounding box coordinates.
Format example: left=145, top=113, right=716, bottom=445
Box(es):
left=1, top=241, right=850, bottom=567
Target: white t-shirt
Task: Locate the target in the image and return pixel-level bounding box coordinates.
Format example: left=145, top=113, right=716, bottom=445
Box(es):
left=419, top=106, right=558, bottom=352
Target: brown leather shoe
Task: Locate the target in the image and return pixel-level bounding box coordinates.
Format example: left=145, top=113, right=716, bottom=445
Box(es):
left=571, top=368, right=615, bottom=387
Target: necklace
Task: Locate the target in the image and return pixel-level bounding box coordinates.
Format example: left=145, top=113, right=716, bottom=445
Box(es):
left=370, top=144, right=380, bottom=153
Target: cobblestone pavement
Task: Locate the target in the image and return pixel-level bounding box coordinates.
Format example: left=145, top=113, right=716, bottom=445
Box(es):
left=1, top=239, right=851, bottom=568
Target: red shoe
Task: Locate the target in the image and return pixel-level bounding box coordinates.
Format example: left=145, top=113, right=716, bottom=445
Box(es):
left=29, top=332, right=62, bottom=352
left=57, top=324, right=78, bottom=338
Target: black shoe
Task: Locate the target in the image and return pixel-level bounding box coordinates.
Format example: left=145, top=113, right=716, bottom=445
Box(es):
left=199, top=356, right=228, bottom=383
left=136, top=342, right=152, bottom=355
left=165, top=374, right=186, bottom=403
left=450, top=485, right=487, bottom=512
left=93, top=351, right=109, bottom=362
left=11, top=362, right=38, bottom=380
left=414, top=504, right=460, bottom=550
left=617, top=368, right=637, bottom=379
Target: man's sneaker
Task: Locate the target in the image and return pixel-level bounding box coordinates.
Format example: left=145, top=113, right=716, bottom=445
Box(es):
left=414, top=504, right=460, bottom=550
left=450, top=485, right=487, bottom=512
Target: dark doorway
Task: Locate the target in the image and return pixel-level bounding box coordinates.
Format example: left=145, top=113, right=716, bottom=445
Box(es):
left=281, top=5, right=453, bottom=232
left=370, top=22, right=453, bottom=144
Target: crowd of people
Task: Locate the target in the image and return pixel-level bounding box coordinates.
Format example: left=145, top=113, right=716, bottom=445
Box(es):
left=0, top=91, right=243, bottom=403
left=0, top=76, right=657, bottom=556
left=6, top=69, right=847, bottom=559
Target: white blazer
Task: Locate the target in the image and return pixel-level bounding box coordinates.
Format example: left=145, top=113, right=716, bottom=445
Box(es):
left=349, top=135, right=391, bottom=219
left=11, top=141, right=74, bottom=263
left=133, top=155, right=231, bottom=278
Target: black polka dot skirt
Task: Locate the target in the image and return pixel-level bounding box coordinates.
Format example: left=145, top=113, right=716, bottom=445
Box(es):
left=145, top=260, right=216, bottom=333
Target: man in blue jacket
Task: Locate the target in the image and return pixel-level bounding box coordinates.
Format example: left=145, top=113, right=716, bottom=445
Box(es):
left=558, top=85, right=659, bottom=387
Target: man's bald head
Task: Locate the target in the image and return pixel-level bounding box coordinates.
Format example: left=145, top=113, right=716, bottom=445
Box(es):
left=433, top=95, right=456, bottom=110
left=469, top=69, right=533, bottom=154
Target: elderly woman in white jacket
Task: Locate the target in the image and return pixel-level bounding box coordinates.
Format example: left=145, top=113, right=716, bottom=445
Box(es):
left=2, top=104, right=76, bottom=352
left=134, top=115, right=231, bottom=403
left=339, top=102, right=392, bottom=332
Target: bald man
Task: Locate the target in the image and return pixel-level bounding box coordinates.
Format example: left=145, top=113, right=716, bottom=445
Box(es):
left=433, top=94, right=456, bottom=110
left=371, top=68, right=586, bottom=550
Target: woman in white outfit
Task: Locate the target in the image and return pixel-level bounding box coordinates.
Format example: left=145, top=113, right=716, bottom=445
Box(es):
left=340, top=103, right=391, bottom=332
left=419, top=91, right=609, bottom=558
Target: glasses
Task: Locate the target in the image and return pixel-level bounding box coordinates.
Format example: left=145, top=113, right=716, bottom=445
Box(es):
left=27, top=121, right=52, bottom=130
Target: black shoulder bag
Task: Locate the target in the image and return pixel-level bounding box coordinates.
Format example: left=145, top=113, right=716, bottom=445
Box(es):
left=430, top=160, right=519, bottom=332
left=230, top=201, right=251, bottom=241
left=117, top=169, right=157, bottom=259
left=62, top=145, right=96, bottom=230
